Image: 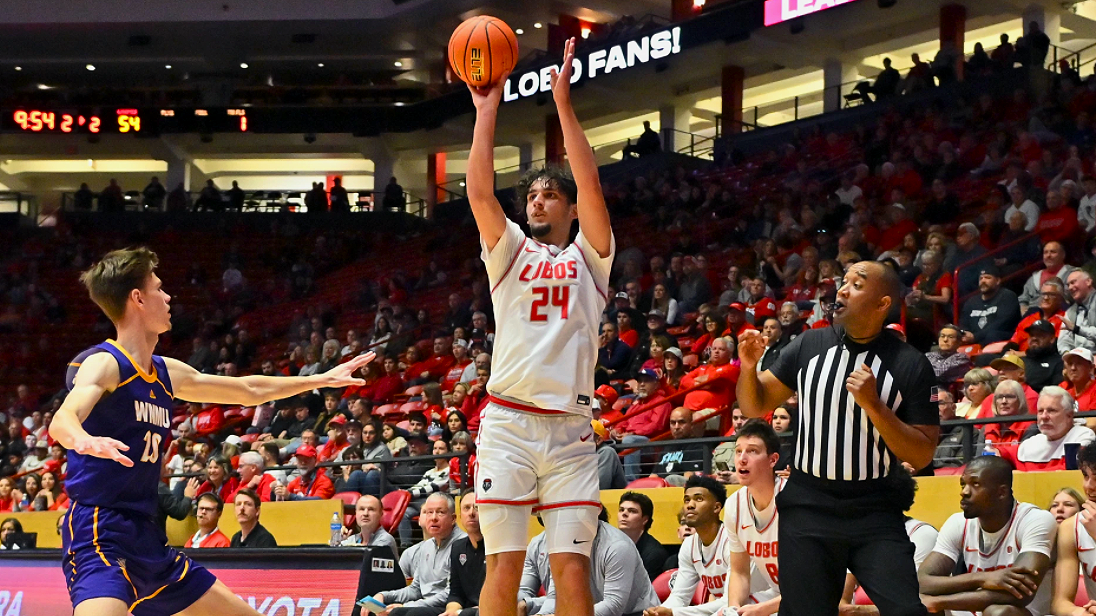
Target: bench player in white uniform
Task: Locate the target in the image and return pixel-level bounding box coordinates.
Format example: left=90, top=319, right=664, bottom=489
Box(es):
left=1051, top=440, right=1096, bottom=615
left=466, top=37, right=614, bottom=616
left=646, top=475, right=729, bottom=616
left=918, top=456, right=1056, bottom=616
left=722, top=420, right=785, bottom=616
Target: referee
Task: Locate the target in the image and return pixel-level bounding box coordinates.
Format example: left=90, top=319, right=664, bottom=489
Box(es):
left=737, top=261, right=940, bottom=616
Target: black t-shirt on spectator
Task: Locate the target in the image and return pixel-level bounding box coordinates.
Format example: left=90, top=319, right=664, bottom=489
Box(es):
left=635, top=531, right=670, bottom=581
left=231, top=523, right=278, bottom=548
left=653, top=442, right=706, bottom=476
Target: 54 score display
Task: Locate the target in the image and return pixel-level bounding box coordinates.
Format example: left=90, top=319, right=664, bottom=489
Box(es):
left=10, top=109, right=141, bottom=133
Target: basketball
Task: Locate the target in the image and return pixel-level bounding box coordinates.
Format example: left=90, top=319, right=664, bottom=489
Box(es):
left=448, top=15, right=519, bottom=88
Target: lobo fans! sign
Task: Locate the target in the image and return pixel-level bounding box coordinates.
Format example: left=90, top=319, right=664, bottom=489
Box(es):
left=764, top=0, right=863, bottom=26
left=503, top=27, right=682, bottom=102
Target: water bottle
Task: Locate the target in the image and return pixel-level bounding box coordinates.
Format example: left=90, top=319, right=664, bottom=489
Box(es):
left=329, top=512, right=342, bottom=547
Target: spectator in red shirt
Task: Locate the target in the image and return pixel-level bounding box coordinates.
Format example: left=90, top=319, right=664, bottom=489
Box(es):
left=229, top=451, right=277, bottom=502
left=318, top=415, right=350, bottom=462
left=692, top=313, right=727, bottom=359
left=372, top=355, right=404, bottom=404
left=681, top=337, right=740, bottom=419
left=197, top=456, right=240, bottom=504
left=980, top=353, right=1040, bottom=418
left=983, top=380, right=1034, bottom=448
left=1062, top=348, right=1096, bottom=418
left=615, top=369, right=676, bottom=481
left=726, top=303, right=755, bottom=339
left=1009, top=279, right=1066, bottom=352
left=441, top=339, right=473, bottom=393
left=0, top=477, right=14, bottom=512
left=878, top=203, right=918, bottom=253
left=616, top=309, right=641, bottom=348
left=448, top=431, right=476, bottom=493
left=1034, top=191, right=1079, bottom=244
left=185, top=493, right=232, bottom=548
left=419, top=336, right=457, bottom=382
left=276, top=445, right=335, bottom=500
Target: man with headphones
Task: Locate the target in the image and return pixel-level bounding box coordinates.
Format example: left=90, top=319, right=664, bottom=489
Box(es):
left=990, top=385, right=1095, bottom=471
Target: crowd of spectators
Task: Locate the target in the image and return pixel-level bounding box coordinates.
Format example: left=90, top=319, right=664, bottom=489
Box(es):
left=10, top=22, right=1096, bottom=614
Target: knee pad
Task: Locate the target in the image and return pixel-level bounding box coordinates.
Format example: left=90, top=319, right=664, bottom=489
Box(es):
left=478, top=504, right=532, bottom=555
left=542, top=506, right=600, bottom=557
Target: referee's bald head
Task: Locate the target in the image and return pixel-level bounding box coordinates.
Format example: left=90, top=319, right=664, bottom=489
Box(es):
left=835, top=261, right=901, bottom=330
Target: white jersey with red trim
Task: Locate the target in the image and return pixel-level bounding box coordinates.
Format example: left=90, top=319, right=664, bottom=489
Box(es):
left=481, top=218, right=614, bottom=416
left=661, top=525, right=731, bottom=616
left=932, top=502, right=1056, bottom=616
left=724, top=477, right=786, bottom=596
left=1075, top=514, right=1096, bottom=602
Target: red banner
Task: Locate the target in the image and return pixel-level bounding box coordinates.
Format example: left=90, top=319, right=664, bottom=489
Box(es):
left=0, top=561, right=360, bottom=615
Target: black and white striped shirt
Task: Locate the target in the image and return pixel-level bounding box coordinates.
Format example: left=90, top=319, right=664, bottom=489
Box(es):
left=769, top=327, right=938, bottom=483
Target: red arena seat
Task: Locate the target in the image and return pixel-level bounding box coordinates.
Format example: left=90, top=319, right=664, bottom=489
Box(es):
left=652, top=569, right=677, bottom=602
left=381, top=490, right=411, bottom=534
left=626, top=476, right=669, bottom=489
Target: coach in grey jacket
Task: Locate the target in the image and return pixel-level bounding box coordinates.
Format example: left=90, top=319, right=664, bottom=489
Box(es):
left=1059, top=270, right=1096, bottom=356
left=520, top=518, right=659, bottom=616
left=375, top=493, right=466, bottom=615
left=1016, top=242, right=1073, bottom=313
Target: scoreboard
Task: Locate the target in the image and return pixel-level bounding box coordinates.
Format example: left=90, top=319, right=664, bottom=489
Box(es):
left=1, top=107, right=251, bottom=135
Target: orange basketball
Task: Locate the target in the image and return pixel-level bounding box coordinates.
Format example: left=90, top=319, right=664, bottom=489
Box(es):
left=448, top=16, right=519, bottom=87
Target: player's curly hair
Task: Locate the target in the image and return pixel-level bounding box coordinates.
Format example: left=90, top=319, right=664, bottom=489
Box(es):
left=884, top=463, right=919, bottom=512
left=514, top=165, right=578, bottom=209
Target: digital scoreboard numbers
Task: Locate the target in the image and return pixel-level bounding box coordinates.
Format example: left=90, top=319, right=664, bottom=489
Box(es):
left=11, top=109, right=102, bottom=133
left=158, top=108, right=250, bottom=133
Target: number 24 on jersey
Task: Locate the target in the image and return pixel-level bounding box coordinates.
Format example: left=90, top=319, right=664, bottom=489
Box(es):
left=530, top=286, right=570, bottom=322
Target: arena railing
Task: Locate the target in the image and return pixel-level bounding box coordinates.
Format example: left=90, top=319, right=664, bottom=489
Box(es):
left=948, top=228, right=1044, bottom=324
left=59, top=188, right=428, bottom=218
left=165, top=450, right=472, bottom=501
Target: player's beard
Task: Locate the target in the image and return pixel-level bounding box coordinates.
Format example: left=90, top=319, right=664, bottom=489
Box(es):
left=530, top=222, right=552, bottom=240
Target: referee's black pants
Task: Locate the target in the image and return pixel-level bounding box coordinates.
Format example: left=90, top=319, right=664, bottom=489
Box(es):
left=777, top=472, right=926, bottom=616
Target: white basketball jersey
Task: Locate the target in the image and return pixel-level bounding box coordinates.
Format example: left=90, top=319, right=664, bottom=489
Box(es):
left=482, top=219, right=614, bottom=415
left=688, top=525, right=731, bottom=602
left=935, top=502, right=1056, bottom=616
left=724, top=477, right=786, bottom=595
left=1075, top=514, right=1096, bottom=602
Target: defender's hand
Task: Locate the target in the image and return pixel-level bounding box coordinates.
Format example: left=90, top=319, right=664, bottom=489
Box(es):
left=73, top=435, right=133, bottom=467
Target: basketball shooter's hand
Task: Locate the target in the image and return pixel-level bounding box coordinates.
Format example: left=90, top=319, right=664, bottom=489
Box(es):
left=315, top=351, right=376, bottom=387
left=549, top=37, right=576, bottom=108
left=468, top=72, right=510, bottom=113
left=738, top=330, right=765, bottom=370
left=73, top=435, right=133, bottom=468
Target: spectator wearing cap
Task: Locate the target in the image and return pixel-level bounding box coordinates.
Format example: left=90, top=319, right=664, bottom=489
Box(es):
left=605, top=291, right=632, bottom=325
left=335, top=418, right=365, bottom=461
left=1017, top=319, right=1064, bottom=392
left=594, top=385, right=619, bottom=420
left=275, top=444, right=335, bottom=501
left=318, top=414, right=350, bottom=462
left=993, top=386, right=1096, bottom=470
left=1079, top=175, right=1096, bottom=233
left=441, top=339, right=473, bottom=393
left=726, top=302, right=756, bottom=338
left=1059, top=270, right=1096, bottom=355
left=662, top=347, right=686, bottom=391
left=1061, top=348, right=1096, bottom=417
left=1008, top=278, right=1067, bottom=353
left=958, top=263, right=1022, bottom=346
left=614, top=369, right=675, bottom=482
left=943, top=223, right=989, bottom=297
left=1018, top=243, right=1074, bottom=314
left=389, top=431, right=435, bottom=489
left=676, top=256, right=712, bottom=314
left=186, top=493, right=232, bottom=548
left=808, top=285, right=838, bottom=330
left=681, top=337, right=739, bottom=420
left=469, top=311, right=494, bottom=353
left=885, top=323, right=907, bottom=343
left=597, top=321, right=633, bottom=386
left=19, top=440, right=48, bottom=474
left=926, top=325, right=973, bottom=384
left=980, top=353, right=1040, bottom=418
left=230, top=451, right=277, bottom=502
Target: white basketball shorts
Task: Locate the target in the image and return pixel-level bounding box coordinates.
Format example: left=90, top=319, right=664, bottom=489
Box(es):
left=475, top=400, right=601, bottom=555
